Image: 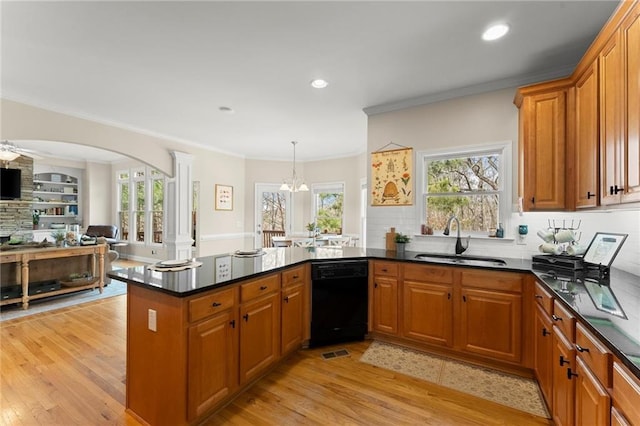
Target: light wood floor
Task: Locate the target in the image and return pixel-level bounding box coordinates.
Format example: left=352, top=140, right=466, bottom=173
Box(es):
left=0, top=295, right=552, bottom=426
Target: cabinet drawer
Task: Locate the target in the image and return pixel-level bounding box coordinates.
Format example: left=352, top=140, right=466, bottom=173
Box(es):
left=241, top=274, right=280, bottom=302
left=613, top=362, right=640, bottom=426
left=189, top=287, right=236, bottom=323
left=282, top=265, right=306, bottom=287
left=534, top=281, right=554, bottom=316
left=373, top=261, right=398, bottom=277
left=460, top=270, right=523, bottom=293
left=1, top=253, right=20, bottom=263
left=576, top=322, right=612, bottom=387
left=403, top=263, right=453, bottom=284
left=551, top=300, right=576, bottom=341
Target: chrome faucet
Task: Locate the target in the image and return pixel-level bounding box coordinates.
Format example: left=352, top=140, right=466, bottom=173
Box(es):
left=443, top=216, right=470, bottom=255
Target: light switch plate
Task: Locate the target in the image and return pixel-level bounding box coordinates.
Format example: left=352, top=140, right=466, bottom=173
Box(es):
left=148, top=309, right=157, bottom=332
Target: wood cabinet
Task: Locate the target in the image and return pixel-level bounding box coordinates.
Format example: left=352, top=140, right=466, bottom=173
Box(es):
left=402, top=264, right=453, bottom=347
left=575, top=357, right=611, bottom=426
left=573, top=60, right=600, bottom=208
left=281, top=281, right=305, bottom=354
left=371, top=261, right=399, bottom=335
left=515, top=84, right=569, bottom=211
left=458, top=270, right=523, bottom=364
left=612, top=361, right=640, bottom=425
left=600, top=6, right=640, bottom=205
left=552, top=325, right=577, bottom=426
left=188, top=309, right=238, bottom=420
left=239, top=274, right=281, bottom=384
left=534, top=303, right=554, bottom=412
left=516, top=1, right=640, bottom=210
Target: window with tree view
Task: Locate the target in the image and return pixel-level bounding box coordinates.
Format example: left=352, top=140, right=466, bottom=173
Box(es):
left=313, top=184, right=344, bottom=234
left=424, top=151, right=502, bottom=234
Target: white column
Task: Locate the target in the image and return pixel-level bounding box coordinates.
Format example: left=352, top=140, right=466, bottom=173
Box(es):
left=165, top=151, right=194, bottom=259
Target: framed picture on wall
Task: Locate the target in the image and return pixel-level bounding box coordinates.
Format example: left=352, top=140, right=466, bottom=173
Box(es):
left=371, top=146, right=413, bottom=206
left=215, top=184, right=233, bottom=211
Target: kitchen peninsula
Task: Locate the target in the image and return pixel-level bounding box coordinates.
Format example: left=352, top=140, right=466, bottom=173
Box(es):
left=109, top=247, right=640, bottom=426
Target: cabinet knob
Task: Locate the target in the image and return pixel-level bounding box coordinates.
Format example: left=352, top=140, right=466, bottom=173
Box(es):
left=259, top=285, right=268, bottom=290
left=587, top=191, right=595, bottom=199
left=542, top=328, right=550, bottom=337
left=567, top=368, right=578, bottom=379
left=575, top=344, right=589, bottom=353
left=552, top=314, right=562, bottom=322
left=610, top=186, right=615, bottom=195
left=614, top=185, right=624, bottom=194
left=462, top=295, right=467, bottom=303
left=535, top=294, right=543, bottom=299
left=559, top=355, right=570, bottom=366
left=374, top=282, right=378, bottom=288
left=381, top=268, right=388, bottom=272
left=229, top=319, right=236, bottom=328
left=211, top=302, right=222, bottom=307
left=243, top=314, right=249, bottom=322
left=284, top=296, right=289, bottom=303
left=531, top=197, right=535, bottom=204
left=292, top=275, right=299, bottom=279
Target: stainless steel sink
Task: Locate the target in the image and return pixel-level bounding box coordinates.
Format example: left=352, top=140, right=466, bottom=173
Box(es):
left=415, top=253, right=507, bottom=267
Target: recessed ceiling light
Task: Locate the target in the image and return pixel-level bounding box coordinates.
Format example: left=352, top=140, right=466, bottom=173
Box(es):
left=482, top=24, right=509, bottom=41
left=218, top=106, right=234, bottom=113
left=310, top=79, right=328, bottom=89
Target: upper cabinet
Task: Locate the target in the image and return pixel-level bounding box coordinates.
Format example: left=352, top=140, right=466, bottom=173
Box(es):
left=574, top=60, right=600, bottom=209
left=516, top=0, right=640, bottom=211
left=515, top=81, right=570, bottom=211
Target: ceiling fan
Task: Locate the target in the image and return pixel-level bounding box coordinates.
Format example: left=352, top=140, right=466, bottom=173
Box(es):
left=0, top=140, right=42, bottom=166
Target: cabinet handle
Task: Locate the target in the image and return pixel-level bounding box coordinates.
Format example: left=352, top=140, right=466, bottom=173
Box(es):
left=462, top=295, right=467, bottom=302
left=259, top=285, right=268, bottom=290
left=552, top=314, right=562, bottom=322
left=567, top=368, right=578, bottom=379
left=293, top=275, right=299, bottom=279
left=610, top=186, right=615, bottom=195
left=447, top=293, right=451, bottom=300
left=381, top=268, right=388, bottom=272
left=587, top=191, right=595, bottom=199
left=243, top=314, right=249, bottom=322
left=614, top=185, right=624, bottom=194
left=575, top=344, right=589, bottom=353
left=559, top=355, right=570, bottom=366
left=531, top=197, right=535, bottom=204
left=230, top=319, right=235, bottom=328
left=284, top=296, right=289, bottom=303
left=211, top=302, right=222, bottom=307
left=535, top=294, right=543, bottom=299
left=374, top=282, right=378, bottom=288
left=542, top=328, right=550, bottom=337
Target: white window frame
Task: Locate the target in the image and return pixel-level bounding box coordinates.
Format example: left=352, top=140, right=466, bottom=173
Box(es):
left=416, top=141, right=512, bottom=237
left=116, top=166, right=166, bottom=246
left=311, top=182, right=345, bottom=234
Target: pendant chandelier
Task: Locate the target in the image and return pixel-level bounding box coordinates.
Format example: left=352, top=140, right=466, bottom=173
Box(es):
left=280, top=141, right=308, bottom=192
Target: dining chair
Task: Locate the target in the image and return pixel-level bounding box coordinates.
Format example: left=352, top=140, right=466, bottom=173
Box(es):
left=293, top=238, right=315, bottom=247
left=327, top=237, right=351, bottom=247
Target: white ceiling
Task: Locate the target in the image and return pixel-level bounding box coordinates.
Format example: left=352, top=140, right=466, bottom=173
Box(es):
left=1, top=1, right=619, bottom=162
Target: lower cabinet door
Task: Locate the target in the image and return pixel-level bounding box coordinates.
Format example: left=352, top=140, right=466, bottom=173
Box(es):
left=534, top=304, right=554, bottom=412
left=458, top=287, right=522, bottom=363
left=575, top=357, right=611, bottom=426
left=372, top=276, right=398, bottom=335
left=187, top=310, right=238, bottom=420
left=239, top=293, right=280, bottom=384
left=402, top=280, right=453, bottom=346
left=552, top=326, right=576, bottom=426
left=281, top=282, right=304, bottom=354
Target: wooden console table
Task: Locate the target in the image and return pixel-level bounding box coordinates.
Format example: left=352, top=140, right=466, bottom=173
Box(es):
left=0, top=244, right=106, bottom=310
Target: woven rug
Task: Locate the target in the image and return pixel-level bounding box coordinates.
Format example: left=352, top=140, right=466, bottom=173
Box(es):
left=0, top=279, right=127, bottom=322
left=360, top=341, right=550, bottom=418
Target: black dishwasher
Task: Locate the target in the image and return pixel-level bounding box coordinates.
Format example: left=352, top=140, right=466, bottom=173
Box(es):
left=310, top=260, right=368, bottom=348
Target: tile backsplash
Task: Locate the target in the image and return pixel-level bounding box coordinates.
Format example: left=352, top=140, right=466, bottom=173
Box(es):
left=368, top=207, right=640, bottom=277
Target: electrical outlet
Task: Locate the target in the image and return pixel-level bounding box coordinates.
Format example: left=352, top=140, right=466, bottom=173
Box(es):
left=148, top=309, right=157, bottom=332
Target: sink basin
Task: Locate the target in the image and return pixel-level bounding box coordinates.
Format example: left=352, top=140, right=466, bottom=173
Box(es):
left=415, top=253, right=507, bottom=267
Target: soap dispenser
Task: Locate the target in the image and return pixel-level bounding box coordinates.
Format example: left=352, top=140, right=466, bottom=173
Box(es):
left=496, top=223, right=504, bottom=238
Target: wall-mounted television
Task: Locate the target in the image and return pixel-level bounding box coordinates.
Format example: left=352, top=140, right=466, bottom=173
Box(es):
left=1, top=168, right=22, bottom=200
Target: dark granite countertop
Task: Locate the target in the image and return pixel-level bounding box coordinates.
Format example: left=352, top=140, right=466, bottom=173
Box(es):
left=108, top=246, right=639, bottom=379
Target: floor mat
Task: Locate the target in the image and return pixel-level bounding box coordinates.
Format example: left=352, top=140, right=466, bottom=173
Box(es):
left=360, top=341, right=550, bottom=418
